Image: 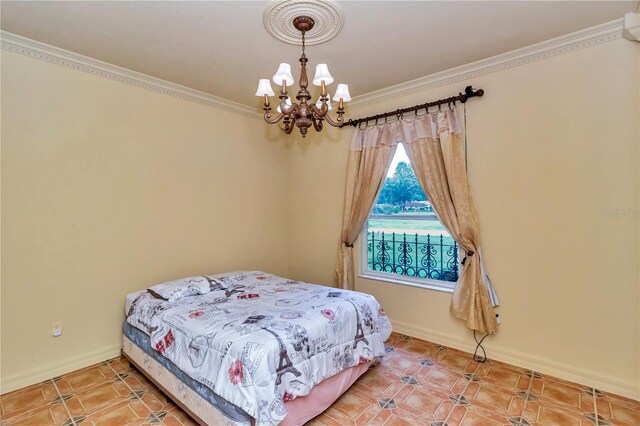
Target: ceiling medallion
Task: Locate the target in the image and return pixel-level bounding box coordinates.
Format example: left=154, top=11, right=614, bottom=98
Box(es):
left=263, top=0, right=344, bottom=46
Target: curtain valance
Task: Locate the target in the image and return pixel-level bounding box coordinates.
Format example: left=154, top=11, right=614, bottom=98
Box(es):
left=349, top=110, right=462, bottom=152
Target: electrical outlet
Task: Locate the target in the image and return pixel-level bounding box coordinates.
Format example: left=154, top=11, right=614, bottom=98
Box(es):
left=52, top=321, right=63, bottom=337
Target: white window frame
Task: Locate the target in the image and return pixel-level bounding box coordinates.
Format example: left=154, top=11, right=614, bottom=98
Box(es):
left=357, top=223, right=457, bottom=294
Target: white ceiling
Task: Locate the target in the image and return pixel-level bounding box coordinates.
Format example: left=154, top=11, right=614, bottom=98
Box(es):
left=1, top=1, right=637, bottom=108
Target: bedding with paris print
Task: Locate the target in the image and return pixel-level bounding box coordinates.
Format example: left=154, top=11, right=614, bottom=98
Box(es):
left=126, top=271, right=392, bottom=425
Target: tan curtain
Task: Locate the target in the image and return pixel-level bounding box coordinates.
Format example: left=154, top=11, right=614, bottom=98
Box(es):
left=335, top=126, right=397, bottom=290
left=402, top=109, right=498, bottom=333
left=335, top=109, right=498, bottom=333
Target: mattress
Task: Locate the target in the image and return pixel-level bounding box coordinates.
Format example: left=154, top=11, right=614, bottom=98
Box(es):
left=123, top=322, right=251, bottom=423
left=123, top=327, right=372, bottom=426
left=125, top=271, right=392, bottom=425
left=123, top=333, right=250, bottom=426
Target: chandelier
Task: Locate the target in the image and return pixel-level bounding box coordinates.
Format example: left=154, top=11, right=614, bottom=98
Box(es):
left=255, top=16, right=351, bottom=138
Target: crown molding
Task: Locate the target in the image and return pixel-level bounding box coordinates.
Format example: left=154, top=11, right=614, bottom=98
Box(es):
left=1, top=18, right=625, bottom=116
left=350, top=18, right=624, bottom=110
left=0, top=31, right=258, bottom=118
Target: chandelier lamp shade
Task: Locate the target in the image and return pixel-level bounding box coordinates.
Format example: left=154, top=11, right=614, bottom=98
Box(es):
left=255, top=15, right=350, bottom=137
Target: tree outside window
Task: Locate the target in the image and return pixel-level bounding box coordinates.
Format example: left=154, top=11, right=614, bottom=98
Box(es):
left=365, top=145, right=458, bottom=285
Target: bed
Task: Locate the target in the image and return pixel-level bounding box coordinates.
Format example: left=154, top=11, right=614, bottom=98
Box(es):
left=122, top=271, right=392, bottom=425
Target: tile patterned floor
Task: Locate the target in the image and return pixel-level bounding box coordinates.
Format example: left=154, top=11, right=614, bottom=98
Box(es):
left=1, top=332, right=639, bottom=425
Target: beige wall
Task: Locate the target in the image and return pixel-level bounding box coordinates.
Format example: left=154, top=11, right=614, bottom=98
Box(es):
left=285, top=39, right=640, bottom=398
left=1, top=51, right=290, bottom=392
left=2, top=37, right=638, bottom=399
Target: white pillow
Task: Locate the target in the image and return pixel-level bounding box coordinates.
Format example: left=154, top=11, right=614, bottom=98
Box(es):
left=148, top=276, right=210, bottom=303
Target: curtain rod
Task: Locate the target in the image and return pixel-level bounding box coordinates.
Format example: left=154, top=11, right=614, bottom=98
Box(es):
left=341, top=86, right=484, bottom=128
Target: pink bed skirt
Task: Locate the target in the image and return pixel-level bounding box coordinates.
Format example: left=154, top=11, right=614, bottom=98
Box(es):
left=280, top=361, right=372, bottom=426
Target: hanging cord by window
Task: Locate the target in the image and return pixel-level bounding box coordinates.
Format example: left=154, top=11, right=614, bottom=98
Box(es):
left=472, top=330, right=490, bottom=363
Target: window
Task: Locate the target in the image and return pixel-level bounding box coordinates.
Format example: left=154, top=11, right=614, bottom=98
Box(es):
left=361, top=144, right=459, bottom=291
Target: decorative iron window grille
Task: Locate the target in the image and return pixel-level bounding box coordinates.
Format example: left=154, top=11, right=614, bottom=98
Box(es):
left=366, top=231, right=459, bottom=282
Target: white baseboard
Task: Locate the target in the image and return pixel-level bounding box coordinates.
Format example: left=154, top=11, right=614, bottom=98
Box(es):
left=0, top=344, right=122, bottom=394
left=391, top=319, right=640, bottom=401
left=3, top=324, right=638, bottom=401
